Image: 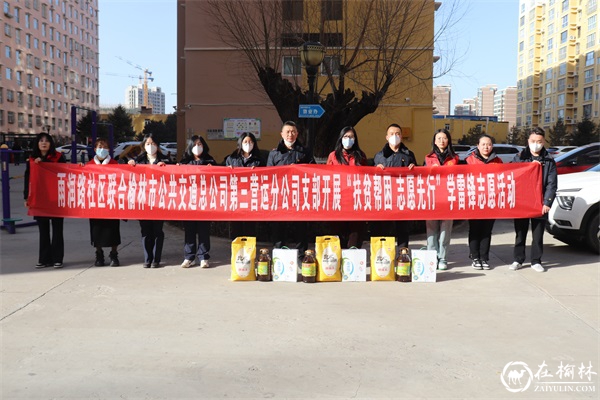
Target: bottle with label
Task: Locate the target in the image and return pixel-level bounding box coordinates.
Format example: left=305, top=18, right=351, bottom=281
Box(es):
left=396, top=247, right=412, bottom=282
left=302, top=249, right=317, bottom=283
left=257, top=248, right=272, bottom=282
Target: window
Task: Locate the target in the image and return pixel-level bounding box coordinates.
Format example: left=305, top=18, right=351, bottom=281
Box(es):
left=546, top=69, right=553, bottom=80
left=557, top=78, right=566, bottom=91
left=557, top=109, right=565, bottom=120
left=584, top=69, right=594, bottom=83
left=282, top=56, right=301, bottom=75
left=16, top=71, right=22, bottom=86
left=561, top=0, right=569, bottom=12
left=589, top=15, right=597, bottom=30
left=583, top=104, right=592, bottom=118
left=6, top=89, right=14, bottom=102
left=557, top=93, right=565, bottom=106
left=545, top=82, right=552, bottom=94
left=561, top=15, right=568, bottom=28
left=7, top=111, right=15, bottom=124
left=282, top=0, right=303, bottom=20
left=520, top=16, right=525, bottom=26
left=547, top=38, right=554, bottom=50
left=583, top=86, right=593, bottom=101
left=587, top=33, right=596, bottom=48
left=559, top=46, right=567, bottom=60
left=4, top=45, right=10, bottom=59
left=5, top=67, right=11, bottom=80
left=320, top=56, right=340, bottom=76
left=519, top=41, right=524, bottom=51
left=321, top=0, right=342, bottom=20
left=548, top=23, right=555, bottom=35
left=560, top=30, right=567, bottom=43
left=585, top=51, right=595, bottom=66
left=559, top=62, right=567, bottom=75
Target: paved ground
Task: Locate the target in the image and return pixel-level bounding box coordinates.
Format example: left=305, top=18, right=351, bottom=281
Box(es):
left=1, top=163, right=599, bottom=399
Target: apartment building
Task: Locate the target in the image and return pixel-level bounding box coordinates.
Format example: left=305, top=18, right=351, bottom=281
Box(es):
left=1, top=0, right=99, bottom=143
left=476, top=84, right=497, bottom=117
left=433, top=84, right=452, bottom=115
left=517, top=0, right=600, bottom=131
left=494, top=86, right=518, bottom=128
left=126, top=84, right=166, bottom=114
left=454, top=98, right=477, bottom=116
left=176, top=0, right=441, bottom=163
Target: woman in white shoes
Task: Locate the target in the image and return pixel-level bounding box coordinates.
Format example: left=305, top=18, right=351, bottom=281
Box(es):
left=178, top=136, right=216, bottom=269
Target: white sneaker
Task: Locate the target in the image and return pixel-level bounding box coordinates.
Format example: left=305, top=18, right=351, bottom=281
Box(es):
left=509, top=262, right=522, bottom=271
left=181, top=259, right=194, bottom=268
left=531, top=263, right=545, bottom=272
left=200, top=260, right=210, bottom=268
left=438, top=260, right=448, bottom=270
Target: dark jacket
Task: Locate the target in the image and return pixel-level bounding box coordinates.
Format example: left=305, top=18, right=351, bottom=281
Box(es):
left=373, top=143, right=417, bottom=167
left=134, top=152, right=171, bottom=165
left=267, top=140, right=315, bottom=166
left=512, top=147, right=557, bottom=208
left=225, top=153, right=264, bottom=168
left=466, top=150, right=503, bottom=165
left=24, top=152, right=67, bottom=200
left=179, top=154, right=217, bottom=166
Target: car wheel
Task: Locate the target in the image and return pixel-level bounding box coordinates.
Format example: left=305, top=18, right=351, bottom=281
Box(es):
left=585, top=213, right=599, bottom=254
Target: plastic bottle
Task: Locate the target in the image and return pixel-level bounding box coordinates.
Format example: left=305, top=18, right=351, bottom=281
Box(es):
left=396, top=247, right=412, bottom=282
left=302, top=249, right=317, bottom=283
left=257, top=248, right=272, bottom=282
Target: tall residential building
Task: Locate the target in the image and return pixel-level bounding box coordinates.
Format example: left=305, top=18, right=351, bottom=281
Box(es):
left=454, top=99, right=477, bottom=116
left=476, top=84, right=497, bottom=116
left=177, top=0, right=441, bottom=163
left=494, top=86, right=518, bottom=128
left=517, top=0, right=600, bottom=131
left=126, top=85, right=166, bottom=114
left=0, top=0, right=100, bottom=142
left=433, top=85, right=451, bottom=115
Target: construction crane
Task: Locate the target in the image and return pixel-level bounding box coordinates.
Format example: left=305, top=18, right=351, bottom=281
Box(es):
left=115, top=56, right=154, bottom=110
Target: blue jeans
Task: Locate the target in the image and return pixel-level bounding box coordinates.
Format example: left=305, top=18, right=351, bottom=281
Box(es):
left=426, top=219, right=453, bottom=262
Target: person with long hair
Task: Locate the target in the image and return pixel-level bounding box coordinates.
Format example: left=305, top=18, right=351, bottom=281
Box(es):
left=371, top=123, right=417, bottom=248
left=424, top=129, right=459, bottom=270
left=465, top=134, right=502, bottom=270
left=86, top=138, right=121, bottom=267
left=326, top=126, right=367, bottom=248
left=225, top=132, right=264, bottom=239
left=23, top=132, right=67, bottom=269
left=128, top=133, right=170, bottom=268
left=179, top=135, right=216, bottom=269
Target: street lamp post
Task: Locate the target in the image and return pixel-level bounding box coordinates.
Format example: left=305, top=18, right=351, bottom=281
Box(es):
left=298, top=41, right=325, bottom=152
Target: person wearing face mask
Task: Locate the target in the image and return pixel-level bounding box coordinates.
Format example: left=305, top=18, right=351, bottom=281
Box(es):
left=85, top=138, right=121, bottom=267
left=24, top=133, right=67, bottom=269
left=179, top=135, right=216, bottom=269
left=465, top=134, right=502, bottom=270
left=371, top=124, right=417, bottom=249
left=128, top=133, right=170, bottom=268
left=326, top=126, right=368, bottom=248
left=267, top=121, right=315, bottom=255
left=225, top=132, right=264, bottom=240
left=424, top=129, right=459, bottom=270
left=509, top=127, right=557, bottom=273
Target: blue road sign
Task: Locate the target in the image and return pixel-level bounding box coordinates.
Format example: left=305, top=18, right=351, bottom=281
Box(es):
left=298, top=104, right=325, bottom=119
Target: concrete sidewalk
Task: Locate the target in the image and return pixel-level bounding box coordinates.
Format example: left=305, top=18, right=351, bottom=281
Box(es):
left=1, top=163, right=598, bottom=399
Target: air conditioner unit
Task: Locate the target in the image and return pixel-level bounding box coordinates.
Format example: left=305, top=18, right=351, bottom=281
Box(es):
left=569, top=35, right=577, bottom=40
left=567, top=84, right=573, bottom=88
left=4, top=11, right=12, bottom=18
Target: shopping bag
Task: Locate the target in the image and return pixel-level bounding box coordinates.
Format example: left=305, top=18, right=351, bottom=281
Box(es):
left=370, top=237, right=396, bottom=281
left=272, top=247, right=299, bottom=282
left=411, top=248, right=437, bottom=282
left=230, top=236, right=256, bottom=281
left=315, top=236, right=342, bottom=282
left=341, top=248, right=367, bottom=282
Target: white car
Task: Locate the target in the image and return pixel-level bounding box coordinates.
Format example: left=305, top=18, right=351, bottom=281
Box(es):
left=57, top=144, right=90, bottom=162
left=113, top=141, right=176, bottom=162
left=465, top=144, right=524, bottom=163
left=546, top=164, right=600, bottom=254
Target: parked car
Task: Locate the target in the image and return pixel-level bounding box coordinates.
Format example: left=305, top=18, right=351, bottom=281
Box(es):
left=57, top=144, right=90, bottom=162
left=546, top=163, right=600, bottom=253
left=454, top=145, right=474, bottom=164
left=113, top=141, right=176, bottom=163
left=553, top=142, right=600, bottom=174
left=547, top=146, right=577, bottom=158
left=465, top=144, right=524, bottom=163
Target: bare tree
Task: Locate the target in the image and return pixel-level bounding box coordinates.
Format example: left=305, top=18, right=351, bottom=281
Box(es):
left=202, top=0, right=462, bottom=156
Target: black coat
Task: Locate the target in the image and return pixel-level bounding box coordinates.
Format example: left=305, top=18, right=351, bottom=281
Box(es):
left=179, top=154, right=217, bottom=166
left=134, top=152, right=171, bottom=165
left=373, top=143, right=417, bottom=167
left=267, top=140, right=315, bottom=166
left=225, top=152, right=264, bottom=167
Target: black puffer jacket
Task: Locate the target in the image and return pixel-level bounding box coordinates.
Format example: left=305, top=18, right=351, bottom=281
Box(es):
left=513, top=147, right=557, bottom=207
left=225, top=153, right=264, bottom=167
left=373, top=143, right=417, bottom=167
left=134, top=152, right=171, bottom=165
left=267, top=140, right=315, bottom=166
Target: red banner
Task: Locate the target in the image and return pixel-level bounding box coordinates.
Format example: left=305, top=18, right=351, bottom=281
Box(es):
left=27, top=162, right=543, bottom=221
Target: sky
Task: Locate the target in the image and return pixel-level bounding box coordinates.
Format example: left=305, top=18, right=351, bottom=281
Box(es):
left=98, top=0, right=519, bottom=113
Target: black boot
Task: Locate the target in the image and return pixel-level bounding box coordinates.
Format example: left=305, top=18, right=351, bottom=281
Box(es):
left=109, top=250, right=120, bottom=267
left=95, top=249, right=105, bottom=266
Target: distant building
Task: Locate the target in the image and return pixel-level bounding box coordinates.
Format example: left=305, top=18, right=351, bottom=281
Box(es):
left=476, top=84, right=497, bottom=117
left=454, top=99, right=477, bottom=116
left=517, top=0, right=600, bottom=132
left=0, top=0, right=100, bottom=142
left=494, top=86, right=517, bottom=128
left=433, top=115, right=508, bottom=143
left=433, top=85, right=451, bottom=115
left=126, top=85, right=166, bottom=114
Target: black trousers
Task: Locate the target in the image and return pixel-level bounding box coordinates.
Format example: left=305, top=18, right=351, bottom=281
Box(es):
left=513, top=217, right=546, bottom=264
left=271, top=221, right=308, bottom=254
left=36, top=217, right=64, bottom=264
left=183, top=220, right=210, bottom=261
left=230, top=221, right=257, bottom=240
left=369, top=220, right=411, bottom=248
left=330, top=221, right=366, bottom=248
left=468, top=219, right=496, bottom=261
left=139, top=220, right=164, bottom=264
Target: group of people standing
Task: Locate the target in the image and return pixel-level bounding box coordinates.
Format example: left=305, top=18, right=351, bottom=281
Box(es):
left=23, top=123, right=556, bottom=273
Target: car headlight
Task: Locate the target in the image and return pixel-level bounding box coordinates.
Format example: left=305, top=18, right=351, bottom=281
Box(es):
left=556, top=195, right=575, bottom=210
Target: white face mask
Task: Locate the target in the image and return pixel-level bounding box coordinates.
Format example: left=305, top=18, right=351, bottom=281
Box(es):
left=388, top=135, right=401, bottom=147
left=284, top=140, right=296, bottom=148
left=192, top=144, right=203, bottom=156
left=242, top=143, right=253, bottom=154
left=145, top=144, right=157, bottom=155
left=95, top=148, right=109, bottom=159
left=529, top=143, right=543, bottom=153
left=342, top=138, right=355, bottom=150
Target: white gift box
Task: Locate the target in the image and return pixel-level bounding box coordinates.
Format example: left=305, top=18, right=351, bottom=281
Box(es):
left=341, top=248, right=367, bottom=282
left=271, top=248, right=299, bottom=282
left=411, top=249, right=437, bottom=283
